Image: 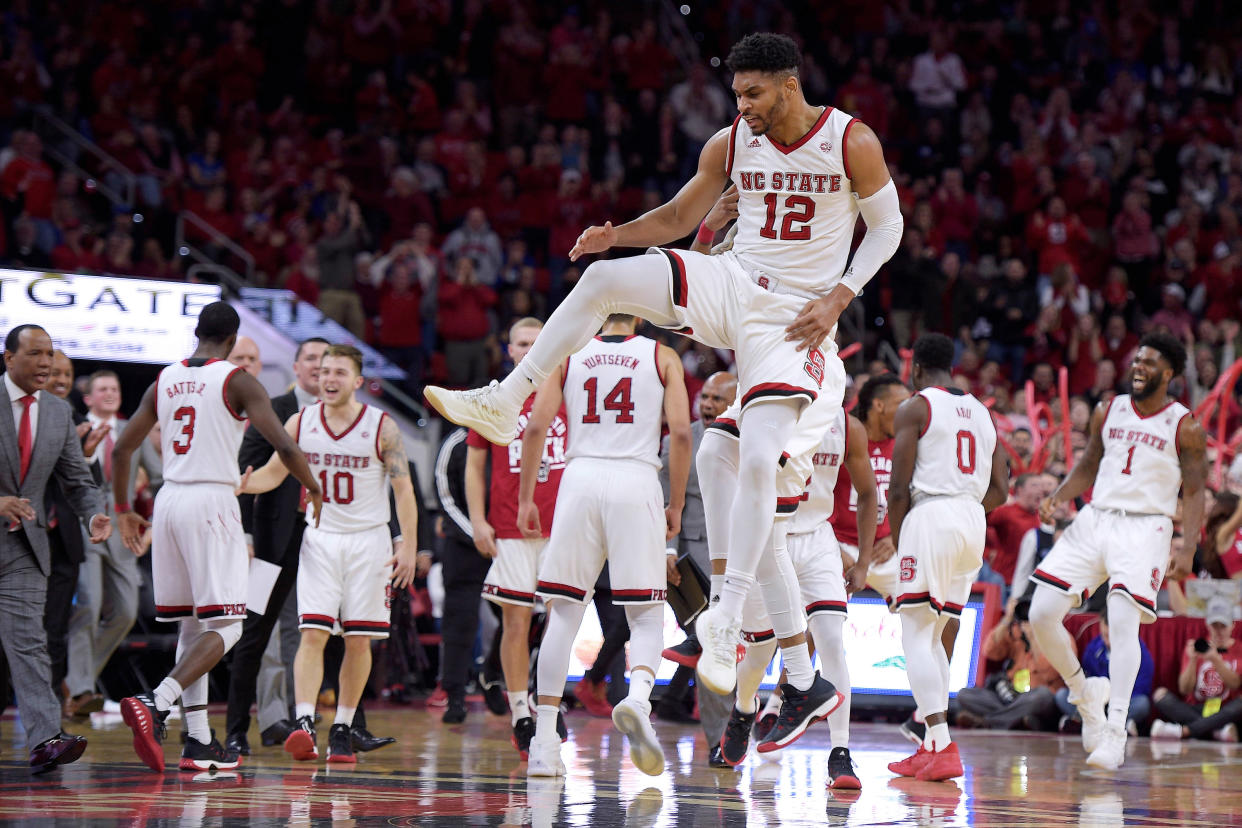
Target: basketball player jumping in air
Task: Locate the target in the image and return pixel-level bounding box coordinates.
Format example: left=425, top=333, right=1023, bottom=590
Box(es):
left=242, top=345, right=422, bottom=765
left=111, top=303, right=323, bottom=773
left=424, top=32, right=903, bottom=741
left=887, top=334, right=1008, bottom=782
left=515, top=314, right=690, bottom=777
left=1028, top=333, right=1206, bottom=770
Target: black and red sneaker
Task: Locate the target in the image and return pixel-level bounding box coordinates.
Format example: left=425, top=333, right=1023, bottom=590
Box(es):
left=326, top=723, right=356, bottom=764
left=754, top=711, right=778, bottom=742
left=284, top=715, right=318, bottom=761
left=756, top=675, right=843, bottom=753
left=719, top=706, right=756, bottom=766
left=120, top=693, right=169, bottom=773
left=180, top=733, right=242, bottom=772
left=512, top=716, right=536, bottom=760
left=661, top=636, right=702, bottom=669
left=827, top=746, right=861, bottom=789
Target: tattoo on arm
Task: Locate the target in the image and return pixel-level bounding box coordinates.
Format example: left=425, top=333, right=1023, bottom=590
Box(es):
left=380, top=417, right=410, bottom=480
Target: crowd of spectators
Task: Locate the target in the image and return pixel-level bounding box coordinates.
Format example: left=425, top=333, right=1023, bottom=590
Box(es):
left=0, top=0, right=1240, bottom=408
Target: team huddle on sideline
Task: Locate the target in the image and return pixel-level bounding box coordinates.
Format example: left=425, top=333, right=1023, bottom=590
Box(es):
left=426, top=30, right=1207, bottom=785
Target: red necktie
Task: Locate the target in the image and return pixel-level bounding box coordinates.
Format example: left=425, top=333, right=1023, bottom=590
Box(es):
left=17, top=394, right=34, bottom=482
left=103, top=430, right=114, bottom=482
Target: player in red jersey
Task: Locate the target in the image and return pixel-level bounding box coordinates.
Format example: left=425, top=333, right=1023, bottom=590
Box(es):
left=464, top=317, right=570, bottom=758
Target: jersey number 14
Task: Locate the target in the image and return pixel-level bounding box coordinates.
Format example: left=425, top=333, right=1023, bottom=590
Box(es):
left=581, top=377, right=635, bottom=424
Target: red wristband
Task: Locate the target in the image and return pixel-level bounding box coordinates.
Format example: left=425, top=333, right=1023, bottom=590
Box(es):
left=695, top=222, right=715, bottom=245
left=114, top=502, right=131, bottom=514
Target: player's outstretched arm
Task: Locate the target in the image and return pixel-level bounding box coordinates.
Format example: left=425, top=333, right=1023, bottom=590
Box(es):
left=517, top=367, right=565, bottom=538
left=110, top=382, right=158, bottom=554
left=380, top=414, right=420, bottom=589
left=1040, top=402, right=1107, bottom=522
left=239, top=411, right=300, bottom=494
left=1172, top=415, right=1208, bottom=580
left=887, top=394, right=927, bottom=548
left=983, top=436, right=1010, bottom=514
left=659, top=344, right=692, bottom=540
left=843, top=414, right=877, bottom=592
left=229, top=372, right=323, bottom=523
left=569, top=130, right=730, bottom=260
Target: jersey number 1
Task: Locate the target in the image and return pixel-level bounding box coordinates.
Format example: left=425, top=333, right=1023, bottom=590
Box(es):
left=581, top=377, right=635, bottom=424
left=759, top=193, right=815, bottom=240
left=1122, top=445, right=1135, bottom=475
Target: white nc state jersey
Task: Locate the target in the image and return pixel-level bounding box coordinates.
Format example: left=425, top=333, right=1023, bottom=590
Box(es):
left=911, top=387, right=997, bottom=502
left=563, top=335, right=666, bottom=469
left=1094, top=395, right=1189, bottom=517
left=157, top=358, right=247, bottom=486
left=298, top=402, right=391, bottom=532
left=727, top=106, right=862, bottom=294
left=789, top=409, right=848, bottom=535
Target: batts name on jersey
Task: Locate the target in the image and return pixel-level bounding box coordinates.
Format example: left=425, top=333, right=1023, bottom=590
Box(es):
left=163, top=380, right=207, bottom=398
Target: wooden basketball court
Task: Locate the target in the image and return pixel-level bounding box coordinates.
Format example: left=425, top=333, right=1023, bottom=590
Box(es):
left=1, top=705, right=1237, bottom=825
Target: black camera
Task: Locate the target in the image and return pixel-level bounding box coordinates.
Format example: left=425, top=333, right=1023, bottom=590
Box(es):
left=1194, top=638, right=1211, bottom=653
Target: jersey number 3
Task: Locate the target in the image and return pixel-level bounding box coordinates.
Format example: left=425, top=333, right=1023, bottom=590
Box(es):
left=759, top=194, right=815, bottom=240
left=581, top=377, right=635, bottom=424
left=171, top=406, right=196, bottom=455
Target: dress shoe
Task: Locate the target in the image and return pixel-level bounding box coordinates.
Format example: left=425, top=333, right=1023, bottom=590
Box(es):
left=707, top=744, right=731, bottom=769
left=261, top=720, right=295, bottom=747
left=225, top=731, right=251, bottom=756
left=30, top=732, right=87, bottom=774
left=351, top=726, right=396, bottom=752
left=66, top=692, right=104, bottom=719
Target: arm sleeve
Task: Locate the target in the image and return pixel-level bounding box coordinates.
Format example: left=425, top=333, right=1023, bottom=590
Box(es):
left=841, top=179, right=903, bottom=295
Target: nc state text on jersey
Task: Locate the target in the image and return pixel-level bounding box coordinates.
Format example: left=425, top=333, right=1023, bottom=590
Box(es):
left=736, top=171, right=843, bottom=194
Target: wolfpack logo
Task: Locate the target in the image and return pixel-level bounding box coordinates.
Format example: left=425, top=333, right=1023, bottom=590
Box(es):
left=804, top=348, right=826, bottom=388
left=748, top=138, right=761, bottom=148
left=819, top=140, right=832, bottom=153
left=758, top=275, right=770, bottom=290
left=362, top=431, right=369, bottom=439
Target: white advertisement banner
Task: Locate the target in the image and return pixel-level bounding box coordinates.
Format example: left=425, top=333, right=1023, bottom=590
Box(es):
left=0, top=269, right=220, bottom=364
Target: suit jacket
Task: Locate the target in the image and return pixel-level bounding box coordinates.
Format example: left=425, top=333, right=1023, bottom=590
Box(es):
left=239, top=390, right=302, bottom=563
left=660, top=419, right=706, bottom=550
left=0, top=382, right=105, bottom=575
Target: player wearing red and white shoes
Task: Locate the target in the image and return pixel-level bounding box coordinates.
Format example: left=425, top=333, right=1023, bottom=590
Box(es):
left=518, top=315, right=691, bottom=777
left=721, top=408, right=876, bottom=789
left=886, top=335, right=1008, bottom=782
left=241, top=345, right=421, bottom=765
left=1028, top=333, right=1206, bottom=771
left=111, top=303, right=323, bottom=773
left=464, top=318, right=570, bottom=757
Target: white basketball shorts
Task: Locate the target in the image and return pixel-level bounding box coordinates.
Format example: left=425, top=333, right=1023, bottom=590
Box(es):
left=651, top=246, right=846, bottom=475
left=840, top=542, right=901, bottom=604
left=537, top=458, right=667, bottom=606
left=741, top=522, right=847, bottom=640
left=706, top=400, right=824, bottom=517
left=483, top=537, right=548, bottom=607
left=1030, top=504, right=1172, bottom=620
left=297, top=523, right=393, bottom=637
left=152, top=482, right=248, bottom=622
left=892, top=496, right=985, bottom=618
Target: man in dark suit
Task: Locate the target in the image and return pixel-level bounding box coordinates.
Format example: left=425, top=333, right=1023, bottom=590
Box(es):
left=226, top=337, right=329, bottom=752
left=45, top=351, right=108, bottom=710
left=0, top=325, right=110, bottom=772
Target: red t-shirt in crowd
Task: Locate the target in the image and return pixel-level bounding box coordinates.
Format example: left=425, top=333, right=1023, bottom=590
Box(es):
left=1182, top=640, right=1242, bottom=705
left=986, top=502, right=1042, bottom=584
left=830, top=436, right=894, bottom=545
left=466, top=394, right=567, bottom=539
left=1220, top=530, right=1242, bottom=578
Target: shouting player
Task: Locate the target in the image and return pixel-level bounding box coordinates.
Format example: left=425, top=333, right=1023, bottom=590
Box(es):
left=242, top=345, right=420, bottom=764
left=887, top=334, right=1008, bottom=782
left=111, top=303, right=322, bottom=773
left=1028, top=333, right=1206, bottom=770
left=423, top=33, right=902, bottom=737
left=517, top=315, right=691, bottom=777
